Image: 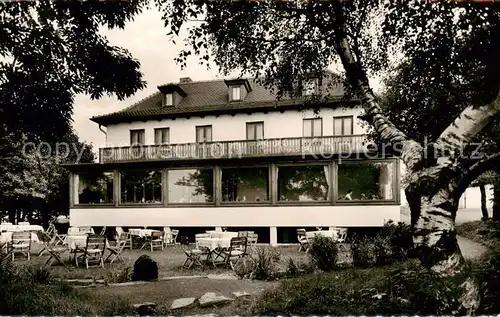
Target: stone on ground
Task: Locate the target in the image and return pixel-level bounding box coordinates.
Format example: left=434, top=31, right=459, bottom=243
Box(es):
left=133, top=302, right=156, bottom=316
left=170, top=297, right=196, bottom=310
left=132, top=255, right=159, bottom=281
left=199, top=292, right=234, bottom=307
left=232, top=291, right=251, bottom=298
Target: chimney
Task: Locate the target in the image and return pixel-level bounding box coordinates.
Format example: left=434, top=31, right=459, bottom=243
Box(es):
left=179, top=77, right=193, bottom=84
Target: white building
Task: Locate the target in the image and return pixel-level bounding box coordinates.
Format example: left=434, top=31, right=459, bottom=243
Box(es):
left=65, top=75, right=401, bottom=245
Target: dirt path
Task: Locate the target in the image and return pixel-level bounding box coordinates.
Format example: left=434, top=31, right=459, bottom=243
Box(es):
left=457, top=235, right=488, bottom=260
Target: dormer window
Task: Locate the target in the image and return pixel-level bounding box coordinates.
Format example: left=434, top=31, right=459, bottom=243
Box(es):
left=232, top=86, right=241, bottom=101
left=302, top=79, right=317, bottom=96
left=165, top=93, right=173, bottom=106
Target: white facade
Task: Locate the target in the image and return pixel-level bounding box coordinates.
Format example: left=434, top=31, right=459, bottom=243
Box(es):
left=71, top=104, right=402, bottom=244
left=105, top=107, right=365, bottom=147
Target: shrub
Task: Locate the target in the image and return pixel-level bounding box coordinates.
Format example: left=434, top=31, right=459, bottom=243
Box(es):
left=379, top=220, right=414, bottom=261
left=252, top=260, right=468, bottom=315
left=308, top=235, right=339, bottom=271
left=351, top=221, right=414, bottom=268
left=350, top=234, right=376, bottom=267
left=285, top=257, right=314, bottom=278
left=233, top=246, right=281, bottom=280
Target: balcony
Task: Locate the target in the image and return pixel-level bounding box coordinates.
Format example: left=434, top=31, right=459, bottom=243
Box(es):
left=99, top=135, right=370, bottom=163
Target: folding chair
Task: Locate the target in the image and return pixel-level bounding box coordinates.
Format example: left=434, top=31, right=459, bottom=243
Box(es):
left=106, top=233, right=128, bottom=264
left=222, top=237, right=248, bottom=270
left=164, top=229, right=179, bottom=247
left=297, top=229, right=310, bottom=252
left=335, top=228, right=348, bottom=252
left=36, top=231, right=68, bottom=267
left=116, top=227, right=133, bottom=250
left=180, top=236, right=206, bottom=270
left=146, top=231, right=164, bottom=252
left=76, top=234, right=106, bottom=269
left=9, top=231, right=31, bottom=261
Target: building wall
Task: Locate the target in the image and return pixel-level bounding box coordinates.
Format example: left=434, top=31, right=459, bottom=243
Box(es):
left=105, top=107, right=365, bottom=147
left=70, top=204, right=400, bottom=245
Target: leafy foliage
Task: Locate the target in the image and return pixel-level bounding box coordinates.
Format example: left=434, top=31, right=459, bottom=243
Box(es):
left=0, top=1, right=147, bottom=141
left=308, top=235, right=339, bottom=271
left=232, top=246, right=281, bottom=280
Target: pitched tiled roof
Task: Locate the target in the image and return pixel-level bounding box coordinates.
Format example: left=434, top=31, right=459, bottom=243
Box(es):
left=91, top=76, right=352, bottom=126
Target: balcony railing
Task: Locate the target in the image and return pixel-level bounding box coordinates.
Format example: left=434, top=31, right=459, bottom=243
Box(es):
left=99, top=135, right=370, bottom=163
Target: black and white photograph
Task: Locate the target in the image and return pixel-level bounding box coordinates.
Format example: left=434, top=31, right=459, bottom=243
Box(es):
left=0, top=0, right=499, bottom=315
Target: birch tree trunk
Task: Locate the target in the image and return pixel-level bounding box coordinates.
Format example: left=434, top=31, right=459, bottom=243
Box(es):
left=479, top=183, right=489, bottom=220
left=331, top=8, right=485, bottom=312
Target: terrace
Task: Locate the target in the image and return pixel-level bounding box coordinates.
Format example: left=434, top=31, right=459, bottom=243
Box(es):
left=99, top=135, right=369, bottom=163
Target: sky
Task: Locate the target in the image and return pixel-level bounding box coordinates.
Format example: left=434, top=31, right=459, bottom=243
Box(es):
left=72, top=7, right=221, bottom=150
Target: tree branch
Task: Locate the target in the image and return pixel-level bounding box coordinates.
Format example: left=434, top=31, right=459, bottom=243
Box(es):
left=331, top=3, right=422, bottom=171
left=436, top=93, right=500, bottom=154
left=459, top=151, right=500, bottom=195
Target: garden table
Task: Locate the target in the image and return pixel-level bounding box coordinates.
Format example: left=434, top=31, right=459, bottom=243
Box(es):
left=306, top=230, right=338, bottom=240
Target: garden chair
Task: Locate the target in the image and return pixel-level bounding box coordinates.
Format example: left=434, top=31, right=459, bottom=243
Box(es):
left=222, top=237, right=248, bottom=270
left=247, top=233, right=258, bottom=247
left=9, top=231, right=31, bottom=261
left=335, top=228, right=348, bottom=252
left=297, top=229, right=310, bottom=252
left=106, top=232, right=128, bottom=264
left=75, top=234, right=106, bottom=269
left=164, top=229, right=179, bottom=247
left=180, top=236, right=206, bottom=270
left=36, top=231, right=68, bottom=267
left=146, top=231, right=164, bottom=252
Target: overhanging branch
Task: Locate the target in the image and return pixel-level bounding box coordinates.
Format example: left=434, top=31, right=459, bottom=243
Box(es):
left=436, top=93, right=500, bottom=154
left=331, top=2, right=422, bottom=170
left=459, top=151, right=500, bottom=194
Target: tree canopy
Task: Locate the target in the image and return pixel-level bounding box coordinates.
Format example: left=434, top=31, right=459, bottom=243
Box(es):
left=0, top=1, right=148, bottom=141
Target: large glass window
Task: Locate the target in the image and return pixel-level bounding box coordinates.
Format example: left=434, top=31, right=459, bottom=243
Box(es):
left=76, top=171, right=114, bottom=204
left=121, top=170, right=162, bottom=204
left=221, top=167, right=269, bottom=202
left=277, top=165, right=330, bottom=202
left=168, top=169, right=214, bottom=203
left=337, top=161, right=395, bottom=201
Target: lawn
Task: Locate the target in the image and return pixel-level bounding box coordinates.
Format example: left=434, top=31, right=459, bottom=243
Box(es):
left=19, top=243, right=313, bottom=282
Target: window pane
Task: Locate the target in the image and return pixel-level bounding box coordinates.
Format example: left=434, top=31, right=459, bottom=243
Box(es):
left=246, top=123, right=255, bottom=140
left=303, top=120, right=312, bottom=137
left=313, top=118, right=322, bottom=136
left=168, top=169, right=214, bottom=203
left=166, top=93, right=173, bottom=106
left=232, top=86, right=241, bottom=100
left=163, top=129, right=169, bottom=143
left=277, top=165, right=329, bottom=201
left=154, top=129, right=161, bottom=145
left=334, top=118, right=343, bottom=136
left=196, top=127, right=204, bottom=143
left=221, top=167, right=269, bottom=202
left=77, top=172, right=114, bottom=204
left=256, top=123, right=264, bottom=139
left=121, top=170, right=162, bottom=204
left=343, top=117, right=353, bottom=135
left=337, top=161, right=395, bottom=200
left=205, top=126, right=212, bottom=142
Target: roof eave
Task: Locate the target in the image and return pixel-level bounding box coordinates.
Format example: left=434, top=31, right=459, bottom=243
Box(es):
left=89, top=98, right=360, bottom=126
